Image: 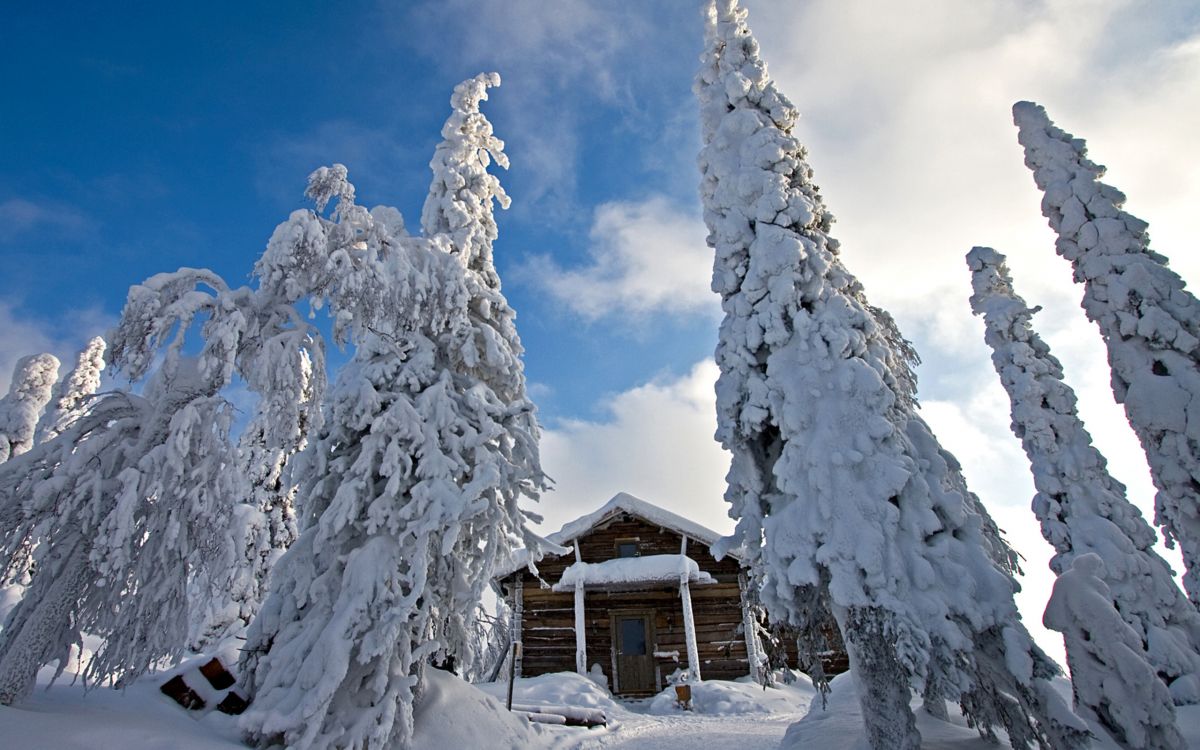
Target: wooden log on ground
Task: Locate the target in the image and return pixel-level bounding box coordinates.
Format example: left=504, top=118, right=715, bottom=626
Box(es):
left=511, top=703, right=607, bottom=727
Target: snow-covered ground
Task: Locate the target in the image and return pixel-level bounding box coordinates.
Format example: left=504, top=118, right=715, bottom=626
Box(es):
left=486, top=670, right=1200, bottom=750
left=2, top=647, right=1199, bottom=750
left=0, top=675, right=246, bottom=750
left=476, top=671, right=814, bottom=750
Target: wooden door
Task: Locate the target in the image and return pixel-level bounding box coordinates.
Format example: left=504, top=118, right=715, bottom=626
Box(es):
left=613, top=613, right=656, bottom=694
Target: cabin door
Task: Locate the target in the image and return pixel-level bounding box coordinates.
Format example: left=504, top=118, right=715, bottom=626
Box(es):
left=613, top=613, right=656, bottom=694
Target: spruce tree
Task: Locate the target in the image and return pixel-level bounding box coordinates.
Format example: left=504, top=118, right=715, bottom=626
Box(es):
left=3, top=340, right=107, bottom=589
left=239, top=74, right=548, bottom=750
left=188, top=348, right=315, bottom=651
left=1014, top=101, right=1200, bottom=603
left=34, top=337, right=106, bottom=445
left=1045, top=554, right=1184, bottom=750
left=0, top=353, right=59, bottom=464
left=698, top=3, right=1087, bottom=747
left=0, top=158, right=369, bottom=696
left=0, top=356, right=239, bottom=704
left=968, top=246, right=1200, bottom=705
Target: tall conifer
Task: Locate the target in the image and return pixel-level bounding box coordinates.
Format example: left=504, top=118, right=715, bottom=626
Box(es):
left=239, top=75, right=548, bottom=750
left=968, top=246, right=1200, bottom=705
left=1015, top=101, right=1200, bottom=602
left=698, top=3, right=1087, bottom=747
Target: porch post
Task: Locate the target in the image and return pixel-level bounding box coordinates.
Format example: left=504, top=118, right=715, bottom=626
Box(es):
left=512, top=577, right=524, bottom=679
left=680, top=577, right=701, bottom=682
left=573, top=541, right=588, bottom=675
left=574, top=583, right=588, bottom=675
left=738, top=572, right=763, bottom=681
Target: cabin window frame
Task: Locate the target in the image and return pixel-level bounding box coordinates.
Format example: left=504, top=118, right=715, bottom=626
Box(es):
left=614, top=537, right=641, bottom=559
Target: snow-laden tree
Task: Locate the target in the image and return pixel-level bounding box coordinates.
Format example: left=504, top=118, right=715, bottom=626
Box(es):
left=0, top=354, right=60, bottom=464
left=698, top=3, right=1088, bottom=748
left=239, top=73, right=548, bottom=750
left=34, top=337, right=106, bottom=445
left=0, top=357, right=239, bottom=705
left=0, top=353, right=63, bottom=588
left=968, top=246, right=1200, bottom=704
left=417, top=73, right=547, bottom=670
left=188, top=348, right=315, bottom=651
left=0, top=186, right=373, bottom=700
left=0, top=350, right=82, bottom=586
left=464, top=599, right=512, bottom=684
left=1015, top=101, right=1200, bottom=602
left=115, top=163, right=415, bottom=651
left=870, top=305, right=1024, bottom=577
left=1045, top=553, right=1184, bottom=750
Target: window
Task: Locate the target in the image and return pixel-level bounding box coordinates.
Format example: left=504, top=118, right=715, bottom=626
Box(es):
left=616, top=541, right=639, bottom=558
left=618, top=617, right=647, bottom=655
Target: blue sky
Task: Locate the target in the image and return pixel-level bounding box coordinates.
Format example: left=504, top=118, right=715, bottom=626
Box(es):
left=3, top=0, right=1199, bottom=662
left=0, top=0, right=714, bottom=420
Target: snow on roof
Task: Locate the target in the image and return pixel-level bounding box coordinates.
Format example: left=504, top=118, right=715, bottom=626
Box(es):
left=548, top=492, right=725, bottom=549
left=494, top=492, right=739, bottom=581
left=552, top=554, right=716, bottom=592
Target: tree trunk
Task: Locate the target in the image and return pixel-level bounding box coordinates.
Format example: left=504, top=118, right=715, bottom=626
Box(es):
left=0, top=537, right=88, bottom=705
left=839, top=606, right=921, bottom=750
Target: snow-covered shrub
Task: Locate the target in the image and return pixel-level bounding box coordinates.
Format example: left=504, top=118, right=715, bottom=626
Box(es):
left=1015, top=101, right=1200, bottom=603
left=697, top=3, right=1087, bottom=748
left=1045, top=553, right=1184, bottom=749
left=968, top=246, right=1200, bottom=705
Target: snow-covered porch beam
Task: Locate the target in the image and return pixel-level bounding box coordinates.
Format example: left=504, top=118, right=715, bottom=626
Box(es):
left=573, top=541, right=587, bottom=676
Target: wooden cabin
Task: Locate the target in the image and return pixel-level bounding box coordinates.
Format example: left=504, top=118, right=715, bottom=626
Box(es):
left=495, top=493, right=766, bottom=696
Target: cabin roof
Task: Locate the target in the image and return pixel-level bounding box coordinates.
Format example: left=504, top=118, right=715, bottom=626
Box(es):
left=549, top=492, right=724, bottom=548
left=495, top=492, right=739, bottom=581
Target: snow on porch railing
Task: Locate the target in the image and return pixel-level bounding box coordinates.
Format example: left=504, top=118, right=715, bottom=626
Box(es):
left=551, top=554, right=716, bottom=592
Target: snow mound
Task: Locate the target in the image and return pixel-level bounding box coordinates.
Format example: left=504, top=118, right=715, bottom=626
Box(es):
left=0, top=676, right=244, bottom=749
left=783, top=673, right=1004, bottom=750
left=647, top=676, right=816, bottom=716
left=477, top=670, right=623, bottom=716
left=412, top=668, right=547, bottom=750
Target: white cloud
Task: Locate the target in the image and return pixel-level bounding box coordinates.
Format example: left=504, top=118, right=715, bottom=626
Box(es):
left=402, top=0, right=643, bottom=214
left=533, top=359, right=732, bottom=538
left=0, top=198, right=92, bottom=243
left=739, top=0, right=1200, bottom=337
left=403, top=1, right=697, bottom=220
left=409, top=0, right=637, bottom=104
left=522, top=196, right=715, bottom=321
